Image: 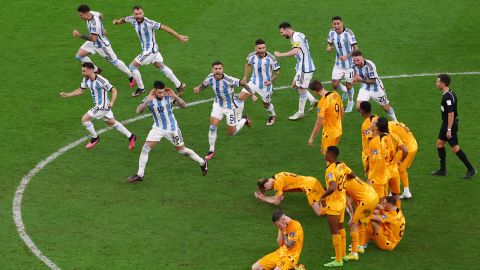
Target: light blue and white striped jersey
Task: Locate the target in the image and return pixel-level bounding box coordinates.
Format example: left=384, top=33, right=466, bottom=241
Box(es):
left=202, top=73, right=240, bottom=109
left=247, top=52, right=280, bottom=92
left=124, top=16, right=162, bottom=53
left=353, top=59, right=385, bottom=92
left=327, top=28, right=357, bottom=68
left=291, top=32, right=315, bottom=73
left=146, top=95, right=178, bottom=131
left=80, top=75, right=113, bottom=108
left=87, top=11, right=110, bottom=48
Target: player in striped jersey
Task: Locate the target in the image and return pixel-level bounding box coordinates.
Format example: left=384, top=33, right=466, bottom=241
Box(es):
left=127, top=81, right=207, bottom=183
left=274, top=22, right=317, bottom=120
left=73, top=4, right=135, bottom=87
left=352, top=50, right=398, bottom=121
left=238, top=39, right=280, bottom=125
left=194, top=61, right=255, bottom=160
left=59, top=62, right=137, bottom=150
left=113, top=5, right=188, bottom=97
left=327, top=16, right=358, bottom=113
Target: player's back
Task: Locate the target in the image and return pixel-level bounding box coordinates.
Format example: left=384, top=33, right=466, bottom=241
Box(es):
left=291, top=31, right=315, bottom=73
left=345, top=177, right=378, bottom=203
left=389, top=121, right=417, bottom=150
left=274, top=172, right=317, bottom=193
left=382, top=209, right=406, bottom=247
left=319, top=91, right=343, bottom=138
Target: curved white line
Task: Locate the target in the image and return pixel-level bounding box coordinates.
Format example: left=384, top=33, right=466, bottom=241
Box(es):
left=13, top=71, right=480, bottom=269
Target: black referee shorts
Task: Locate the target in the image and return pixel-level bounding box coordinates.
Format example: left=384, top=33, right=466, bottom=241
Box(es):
left=438, top=120, right=458, bottom=146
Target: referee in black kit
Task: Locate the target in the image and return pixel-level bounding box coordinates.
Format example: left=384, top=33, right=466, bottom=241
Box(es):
left=430, top=74, right=476, bottom=179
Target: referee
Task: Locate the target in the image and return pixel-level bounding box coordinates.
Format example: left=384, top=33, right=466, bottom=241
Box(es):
left=430, top=74, right=476, bottom=179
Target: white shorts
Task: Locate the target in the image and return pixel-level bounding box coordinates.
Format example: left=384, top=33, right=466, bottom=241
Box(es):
left=332, top=65, right=354, bottom=83
left=146, top=127, right=184, bottom=146
left=357, top=87, right=389, bottom=105
left=87, top=107, right=114, bottom=120
left=134, top=51, right=164, bottom=66
left=294, top=72, right=314, bottom=89
left=80, top=41, right=118, bottom=63
left=210, top=102, right=237, bottom=126
left=241, top=82, right=273, bottom=103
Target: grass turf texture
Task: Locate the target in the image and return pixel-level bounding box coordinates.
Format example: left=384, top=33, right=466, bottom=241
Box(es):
left=1, top=0, right=479, bottom=269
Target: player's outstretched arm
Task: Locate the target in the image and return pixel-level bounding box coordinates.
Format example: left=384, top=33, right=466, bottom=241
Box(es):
left=160, top=25, right=189, bottom=43
left=72, top=30, right=97, bottom=42
left=59, top=87, right=85, bottom=98
left=308, top=116, right=324, bottom=146
left=112, top=18, right=126, bottom=25
left=240, top=80, right=256, bottom=102
left=193, top=84, right=207, bottom=94
left=242, top=63, right=252, bottom=82
left=274, top=48, right=300, bottom=58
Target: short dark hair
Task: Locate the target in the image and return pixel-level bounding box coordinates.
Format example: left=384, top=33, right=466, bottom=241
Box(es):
left=385, top=196, right=398, bottom=206
left=82, top=62, right=95, bottom=69
left=154, top=81, right=165, bottom=89
left=133, top=5, right=143, bottom=10
left=326, top=146, right=340, bottom=157
left=211, top=61, right=223, bottom=67
left=255, top=39, right=265, bottom=45
left=437, top=73, right=451, bottom=86
left=77, top=4, right=90, bottom=13
left=351, top=50, right=362, bottom=57
left=309, top=80, right=324, bottom=91
left=257, top=178, right=269, bottom=192
left=272, top=210, right=285, bottom=222
left=278, top=22, right=291, bottom=29
left=376, top=117, right=389, bottom=133
left=359, top=101, right=372, bottom=113
left=332, top=16, right=342, bottom=21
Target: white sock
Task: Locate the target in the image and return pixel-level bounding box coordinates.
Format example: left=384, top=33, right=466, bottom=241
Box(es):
left=82, top=121, right=98, bottom=138
left=137, top=144, right=151, bottom=177
left=179, top=147, right=205, bottom=165
left=234, top=118, right=246, bottom=135
left=338, top=83, right=348, bottom=93
left=347, top=87, right=355, bottom=102
left=306, top=90, right=316, bottom=103
left=208, top=125, right=217, bottom=152
left=76, top=55, right=98, bottom=72
left=129, top=64, right=144, bottom=89
left=404, top=187, right=410, bottom=193
left=298, top=92, right=307, bottom=113
left=159, top=65, right=181, bottom=88
left=267, top=103, right=276, bottom=116
left=112, top=59, right=133, bottom=77
left=387, top=107, right=398, bottom=121
left=236, top=99, right=245, bottom=121
left=112, top=121, right=132, bottom=138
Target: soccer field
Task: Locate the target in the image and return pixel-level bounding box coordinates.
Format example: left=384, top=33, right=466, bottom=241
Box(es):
left=1, top=0, right=479, bottom=269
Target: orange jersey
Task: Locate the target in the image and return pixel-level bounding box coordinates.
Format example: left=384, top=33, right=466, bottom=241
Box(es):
left=277, top=219, right=304, bottom=260
left=318, top=91, right=343, bottom=138
left=361, top=115, right=378, bottom=157
left=386, top=133, right=404, bottom=177
left=389, top=121, right=418, bottom=151
left=379, top=209, right=406, bottom=247
left=324, top=161, right=352, bottom=210
left=345, top=177, right=378, bottom=203
left=367, top=135, right=389, bottom=185
left=273, top=172, right=320, bottom=197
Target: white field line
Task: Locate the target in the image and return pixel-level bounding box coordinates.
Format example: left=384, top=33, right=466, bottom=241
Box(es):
left=12, top=71, right=480, bottom=269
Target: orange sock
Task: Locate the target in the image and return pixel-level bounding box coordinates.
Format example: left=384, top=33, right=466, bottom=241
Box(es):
left=396, top=198, right=401, bottom=208
left=350, top=231, right=359, bottom=253
left=400, top=170, right=409, bottom=189
left=339, top=229, right=346, bottom=256
left=332, top=234, right=342, bottom=262
left=358, top=223, right=366, bottom=246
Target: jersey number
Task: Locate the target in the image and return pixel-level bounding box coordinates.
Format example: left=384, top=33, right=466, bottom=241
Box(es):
left=399, top=223, right=405, bottom=237
left=335, top=103, right=340, bottom=119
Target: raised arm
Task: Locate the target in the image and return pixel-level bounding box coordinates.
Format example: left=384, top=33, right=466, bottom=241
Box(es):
left=166, top=88, right=186, bottom=108
left=136, top=90, right=155, bottom=113
left=59, top=87, right=85, bottom=98
left=160, top=24, right=189, bottom=43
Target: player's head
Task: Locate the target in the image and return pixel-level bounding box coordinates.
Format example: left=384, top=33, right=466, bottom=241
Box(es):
left=375, top=117, right=389, bottom=133
left=359, top=101, right=372, bottom=118
left=324, top=146, right=340, bottom=163
left=352, top=50, right=364, bottom=67
left=132, top=5, right=144, bottom=22
left=77, top=4, right=91, bottom=20
left=153, top=81, right=166, bottom=99
left=257, top=177, right=274, bottom=193
left=255, top=39, right=267, bottom=57
left=331, top=16, right=344, bottom=32
left=279, top=22, right=293, bottom=39
left=81, top=62, right=95, bottom=77
left=211, top=61, right=224, bottom=77
left=272, top=210, right=288, bottom=228
left=309, top=80, right=325, bottom=96
left=383, top=196, right=398, bottom=210
left=436, top=73, right=451, bottom=89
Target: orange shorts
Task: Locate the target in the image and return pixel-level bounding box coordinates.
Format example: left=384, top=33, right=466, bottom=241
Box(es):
left=370, top=181, right=386, bottom=199
left=306, top=181, right=325, bottom=206
left=259, top=251, right=296, bottom=270
left=398, top=147, right=418, bottom=172
left=321, top=203, right=346, bottom=223
left=321, top=135, right=340, bottom=155
left=353, top=197, right=379, bottom=224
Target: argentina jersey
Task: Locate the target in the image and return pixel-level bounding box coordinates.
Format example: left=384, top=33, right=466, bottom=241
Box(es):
left=148, top=95, right=178, bottom=131
left=87, top=11, right=110, bottom=48
left=80, top=75, right=113, bottom=108
left=247, top=52, right=280, bottom=91
left=202, top=73, right=240, bottom=109
left=291, top=32, right=315, bottom=73
left=327, top=28, right=357, bottom=68
left=124, top=16, right=161, bottom=53
left=354, top=60, right=384, bottom=92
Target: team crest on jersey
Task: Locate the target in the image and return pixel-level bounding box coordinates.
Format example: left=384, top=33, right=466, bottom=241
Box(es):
left=365, top=130, right=370, bottom=135
left=328, top=173, right=333, bottom=179
left=373, top=149, right=378, bottom=155
left=382, top=214, right=387, bottom=219
left=290, top=232, right=295, bottom=237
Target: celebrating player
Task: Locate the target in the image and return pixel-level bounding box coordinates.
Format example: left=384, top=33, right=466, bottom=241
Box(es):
left=274, top=22, right=317, bottom=120
left=326, top=16, right=358, bottom=112
left=238, top=39, right=281, bottom=125
left=73, top=4, right=135, bottom=87
left=255, top=172, right=325, bottom=215
left=194, top=61, right=255, bottom=160
left=127, top=81, right=207, bottom=183
left=358, top=101, right=378, bottom=173
left=59, top=62, right=137, bottom=149
left=251, top=210, right=304, bottom=270
left=113, top=5, right=188, bottom=97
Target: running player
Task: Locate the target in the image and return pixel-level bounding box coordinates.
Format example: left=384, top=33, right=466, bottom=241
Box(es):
left=238, top=39, right=281, bottom=125
left=255, top=172, right=325, bottom=215
left=59, top=62, right=137, bottom=149
left=193, top=61, right=256, bottom=160
left=351, top=50, right=398, bottom=121
left=326, top=16, right=358, bottom=112
left=73, top=4, right=135, bottom=87
left=252, top=210, right=304, bottom=270
left=127, top=81, right=207, bottom=183
left=274, top=22, right=317, bottom=120
left=113, top=5, right=188, bottom=97
left=358, top=101, right=378, bottom=173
